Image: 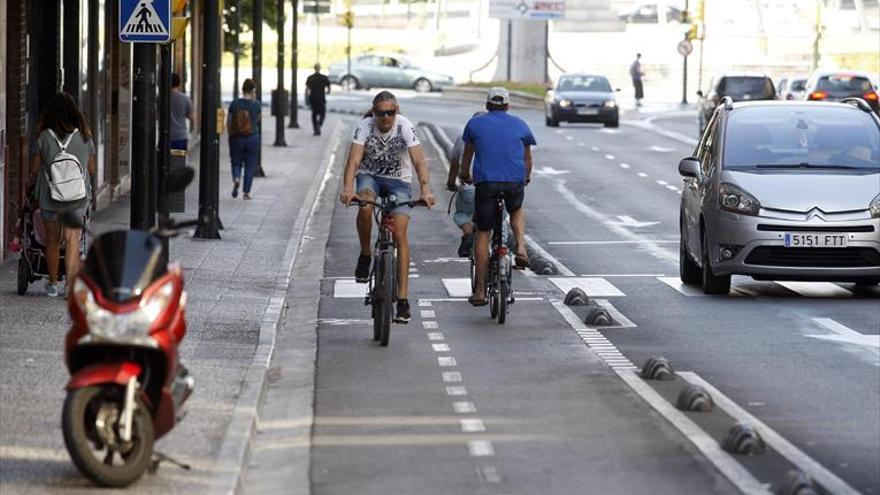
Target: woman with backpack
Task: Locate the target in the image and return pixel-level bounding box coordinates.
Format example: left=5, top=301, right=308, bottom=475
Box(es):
left=227, top=78, right=262, bottom=200
left=28, top=92, right=96, bottom=297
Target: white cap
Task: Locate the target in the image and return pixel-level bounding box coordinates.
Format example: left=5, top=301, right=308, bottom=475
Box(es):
left=486, top=86, right=510, bottom=105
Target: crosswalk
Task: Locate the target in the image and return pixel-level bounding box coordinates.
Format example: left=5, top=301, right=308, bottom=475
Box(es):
left=332, top=276, right=875, bottom=300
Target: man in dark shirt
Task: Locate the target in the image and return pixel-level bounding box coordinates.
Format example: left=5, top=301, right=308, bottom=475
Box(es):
left=305, top=64, right=331, bottom=136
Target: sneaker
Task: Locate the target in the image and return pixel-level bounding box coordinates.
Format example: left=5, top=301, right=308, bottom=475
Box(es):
left=243, top=192, right=252, bottom=200
left=394, top=299, right=411, bottom=324
left=45, top=282, right=59, bottom=297
left=232, top=181, right=240, bottom=198
left=457, top=234, right=473, bottom=258
left=355, top=254, right=371, bottom=283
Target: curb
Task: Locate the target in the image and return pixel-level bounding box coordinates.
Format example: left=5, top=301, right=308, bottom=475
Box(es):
left=208, top=120, right=343, bottom=495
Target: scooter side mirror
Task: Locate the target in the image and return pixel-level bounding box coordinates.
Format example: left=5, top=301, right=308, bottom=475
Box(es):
left=163, top=167, right=195, bottom=195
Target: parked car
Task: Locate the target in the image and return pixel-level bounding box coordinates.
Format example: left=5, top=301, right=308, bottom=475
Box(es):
left=777, top=77, right=807, bottom=100
left=327, top=54, right=454, bottom=93
left=801, top=70, right=879, bottom=114
left=678, top=98, right=880, bottom=295
left=697, top=74, right=776, bottom=134
left=544, top=74, right=619, bottom=128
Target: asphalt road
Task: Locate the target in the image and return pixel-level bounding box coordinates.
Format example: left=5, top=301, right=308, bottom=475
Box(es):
left=291, top=90, right=879, bottom=494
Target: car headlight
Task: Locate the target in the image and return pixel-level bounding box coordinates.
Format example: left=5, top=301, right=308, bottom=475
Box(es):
left=870, top=193, right=880, bottom=218
left=719, top=183, right=761, bottom=216
left=74, top=278, right=174, bottom=343
left=558, top=99, right=571, bottom=108
left=603, top=100, right=617, bottom=108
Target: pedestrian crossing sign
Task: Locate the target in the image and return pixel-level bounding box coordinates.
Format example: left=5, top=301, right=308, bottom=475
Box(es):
left=119, top=0, right=171, bottom=43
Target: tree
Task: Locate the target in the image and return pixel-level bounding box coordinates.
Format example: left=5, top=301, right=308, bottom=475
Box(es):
left=222, top=0, right=284, bottom=54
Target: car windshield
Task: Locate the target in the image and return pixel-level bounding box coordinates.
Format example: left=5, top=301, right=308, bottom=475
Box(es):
left=723, top=106, right=880, bottom=170
left=719, top=77, right=773, bottom=98
left=816, top=75, right=872, bottom=94
left=790, top=79, right=806, bottom=91
left=557, top=76, right=611, bottom=92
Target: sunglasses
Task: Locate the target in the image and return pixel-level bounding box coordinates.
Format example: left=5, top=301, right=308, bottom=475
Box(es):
left=374, top=109, right=397, bottom=117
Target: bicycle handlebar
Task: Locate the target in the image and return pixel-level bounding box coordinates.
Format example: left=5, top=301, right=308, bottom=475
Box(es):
left=350, top=197, right=429, bottom=210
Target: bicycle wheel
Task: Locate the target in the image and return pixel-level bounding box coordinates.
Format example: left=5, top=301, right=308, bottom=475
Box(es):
left=489, top=257, right=499, bottom=319
left=498, top=281, right=509, bottom=325
left=371, top=256, right=382, bottom=342
left=378, top=250, right=395, bottom=346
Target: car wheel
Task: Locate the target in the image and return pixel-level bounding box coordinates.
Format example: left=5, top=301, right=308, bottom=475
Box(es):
left=340, top=75, right=359, bottom=91
left=413, top=78, right=433, bottom=93
left=679, top=218, right=701, bottom=285
left=545, top=115, right=551, bottom=126
left=548, top=114, right=559, bottom=127
left=604, top=118, right=619, bottom=128
left=700, top=228, right=731, bottom=295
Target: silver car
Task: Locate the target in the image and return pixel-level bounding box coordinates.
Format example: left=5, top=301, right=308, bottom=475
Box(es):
left=678, top=98, right=880, bottom=294
left=327, top=54, right=454, bottom=93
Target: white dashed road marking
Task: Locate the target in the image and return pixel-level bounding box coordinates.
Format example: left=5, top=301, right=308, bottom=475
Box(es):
left=333, top=279, right=368, bottom=298
left=427, top=332, right=445, bottom=341
left=460, top=419, right=486, bottom=433
left=423, top=321, right=439, bottom=330
left=549, top=277, right=625, bottom=297
left=777, top=281, right=852, bottom=298
left=442, top=371, right=463, bottom=383
left=446, top=386, right=468, bottom=396
left=438, top=356, right=458, bottom=367
left=442, top=278, right=473, bottom=297
left=604, top=154, right=615, bottom=160
left=432, top=343, right=451, bottom=352
left=808, top=318, right=880, bottom=349
left=637, top=172, right=648, bottom=178
left=619, top=163, right=630, bottom=169
left=658, top=277, right=705, bottom=296
left=453, top=401, right=478, bottom=414
left=420, top=309, right=436, bottom=319
left=467, top=440, right=495, bottom=457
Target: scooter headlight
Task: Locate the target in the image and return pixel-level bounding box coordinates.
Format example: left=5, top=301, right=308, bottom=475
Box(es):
left=74, top=278, right=172, bottom=344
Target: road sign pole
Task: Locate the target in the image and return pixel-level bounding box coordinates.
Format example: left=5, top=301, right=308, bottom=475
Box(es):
left=158, top=42, right=172, bottom=262
left=194, top=0, right=221, bottom=239
left=253, top=0, right=267, bottom=177
left=131, top=43, right=158, bottom=230
left=274, top=0, right=287, bottom=146
left=233, top=0, right=241, bottom=99
left=682, top=0, right=690, bottom=105
left=288, top=0, right=300, bottom=128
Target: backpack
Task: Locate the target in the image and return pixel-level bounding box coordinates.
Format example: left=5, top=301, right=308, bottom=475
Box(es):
left=45, top=129, right=87, bottom=202
left=230, top=101, right=253, bottom=136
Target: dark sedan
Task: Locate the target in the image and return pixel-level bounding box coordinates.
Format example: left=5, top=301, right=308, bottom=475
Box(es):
left=545, top=74, right=619, bottom=128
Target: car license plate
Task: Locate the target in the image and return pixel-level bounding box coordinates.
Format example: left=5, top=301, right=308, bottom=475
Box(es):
left=577, top=108, right=598, bottom=115
left=783, top=233, right=848, bottom=248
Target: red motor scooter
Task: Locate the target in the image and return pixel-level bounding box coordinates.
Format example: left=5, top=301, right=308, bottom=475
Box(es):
left=60, top=167, right=199, bottom=487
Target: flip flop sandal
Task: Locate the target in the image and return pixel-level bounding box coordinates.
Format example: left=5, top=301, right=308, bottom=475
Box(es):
left=468, top=295, right=488, bottom=307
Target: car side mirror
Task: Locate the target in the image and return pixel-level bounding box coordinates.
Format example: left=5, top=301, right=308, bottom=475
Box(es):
left=696, top=90, right=704, bottom=98
left=678, top=157, right=701, bottom=178
left=615, top=88, right=621, bottom=92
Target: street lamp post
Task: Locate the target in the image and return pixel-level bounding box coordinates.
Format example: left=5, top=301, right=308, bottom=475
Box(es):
left=253, top=0, right=267, bottom=177
left=274, top=0, right=287, bottom=146
left=131, top=44, right=157, bottom=231
left=289, top=0, right=300, bottom=128
left=195, top=0, right=222, bottom=239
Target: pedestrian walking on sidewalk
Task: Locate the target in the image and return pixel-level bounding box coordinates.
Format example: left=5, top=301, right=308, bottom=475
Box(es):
left=305, top=64, right=331, bottom=136
left=630, top=53, right=645, bottom=107
left=227, top=78, right=262, bottom=200
left=170, top=73, right=194, bottom=151
left=28, top=92, right=96, bottom=297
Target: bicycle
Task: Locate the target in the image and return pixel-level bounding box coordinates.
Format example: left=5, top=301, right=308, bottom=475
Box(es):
left=471, top=193, right=515, bottom=324
left=354, top=194, right=427, bottom=346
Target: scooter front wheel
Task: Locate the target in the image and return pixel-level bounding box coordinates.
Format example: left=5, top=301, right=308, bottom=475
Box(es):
left=62, top=385, right=154, bottom=487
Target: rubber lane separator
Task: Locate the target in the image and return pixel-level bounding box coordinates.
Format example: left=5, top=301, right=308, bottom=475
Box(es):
left=551, top=300, right=636, bottom=369
left=679, top=372, right=861, bottom=495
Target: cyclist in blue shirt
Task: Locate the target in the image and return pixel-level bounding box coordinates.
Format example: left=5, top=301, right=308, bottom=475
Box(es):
left=460, top=87, right=536, bottom=306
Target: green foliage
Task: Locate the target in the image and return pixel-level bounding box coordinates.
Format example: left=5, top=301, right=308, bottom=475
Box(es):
left=222, top=0, right=284, bottom=54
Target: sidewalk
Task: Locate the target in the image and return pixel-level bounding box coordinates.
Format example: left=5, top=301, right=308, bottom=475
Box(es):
left=0, top=113, right=339, bottom=494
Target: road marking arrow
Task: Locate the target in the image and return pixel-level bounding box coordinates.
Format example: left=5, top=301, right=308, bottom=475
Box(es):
left=606, top=215, right=660, bottom=228
left=807, top=318, right=880, bottom=349
left=533, top=166, right=570, bottom=176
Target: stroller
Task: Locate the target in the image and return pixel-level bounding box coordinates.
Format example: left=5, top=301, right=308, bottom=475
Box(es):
left=10, top=191, right=89, bottom=295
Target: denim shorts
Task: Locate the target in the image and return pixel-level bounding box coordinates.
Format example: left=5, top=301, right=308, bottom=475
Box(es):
left=453, top=185, right=475, bottom=227
left=356, top=174, right=413, bottom=217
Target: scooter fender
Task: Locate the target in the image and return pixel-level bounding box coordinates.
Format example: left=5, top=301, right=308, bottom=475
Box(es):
left=66, top=362, right=142, bottom=391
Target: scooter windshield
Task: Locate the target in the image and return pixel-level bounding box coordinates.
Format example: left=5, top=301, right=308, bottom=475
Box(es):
left=82, top=231, right=165, bottom=303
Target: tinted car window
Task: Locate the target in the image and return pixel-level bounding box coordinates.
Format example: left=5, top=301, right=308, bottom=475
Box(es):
left=790, top=79, right=806, bottom=91
left=816, top=75, right=872, bottom=94
left=557, top=76, right=611, bottom=92
left=719, top=77, right=774, bottom=99
left=723, top=106, right=880, bottom=170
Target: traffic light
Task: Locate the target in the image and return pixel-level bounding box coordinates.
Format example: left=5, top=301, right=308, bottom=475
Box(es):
left=171, top=0, right=191, bottom=41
